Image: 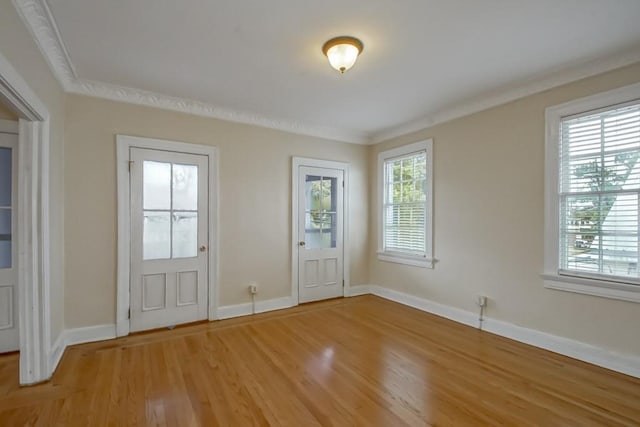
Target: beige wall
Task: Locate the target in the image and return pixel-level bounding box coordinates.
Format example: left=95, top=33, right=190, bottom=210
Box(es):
left=64, top=95, right=369, bottom=328
left=0, top=2, right=66, bottom=343
left=369, top=62, right=640, bottom=357
left=0, top=101, right=18, bottom=120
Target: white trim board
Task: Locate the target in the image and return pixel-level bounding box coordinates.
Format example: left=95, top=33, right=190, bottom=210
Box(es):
left=48, top=324, right=117, bottom=376
left=365, top=285, right=640, bottom=379
left=217, top=296, right=297, bottom=320
left=116, top=135, right=219, bottom=337
left=13, top=0, right=640, bottom=145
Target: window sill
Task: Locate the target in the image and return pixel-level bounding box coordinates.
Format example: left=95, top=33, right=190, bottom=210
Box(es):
left=542, top=273, right=640, bottom=303
left=377, top=252, right=433, bottom=268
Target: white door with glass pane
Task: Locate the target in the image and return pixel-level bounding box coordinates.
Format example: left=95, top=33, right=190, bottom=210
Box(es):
left=298, top=166, right=344, bottom=303
left=0, top=131, right=18, bottom=352
left=130, top=148, right=208, bottom=332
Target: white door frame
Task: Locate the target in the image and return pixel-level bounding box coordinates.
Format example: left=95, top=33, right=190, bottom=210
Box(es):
left=0, top=52, right=52, bottom=385
left=291, top=157, right=350, bottom=303
left=116, top=135, right=219, bottom=337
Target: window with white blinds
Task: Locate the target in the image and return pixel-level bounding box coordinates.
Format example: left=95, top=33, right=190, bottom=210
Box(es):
left=378, top=140, right=433, bottom=268
left=558, top=101, right=640, bottom=283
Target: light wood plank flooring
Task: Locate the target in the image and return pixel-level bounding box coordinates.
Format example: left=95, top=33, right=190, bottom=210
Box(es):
left=1, top=295, right=639, bottom=426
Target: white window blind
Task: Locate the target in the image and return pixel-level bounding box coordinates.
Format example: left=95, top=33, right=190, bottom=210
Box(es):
left=559, top=100, right=640, bottom=283
left=383, top=150, right=427, bottom=255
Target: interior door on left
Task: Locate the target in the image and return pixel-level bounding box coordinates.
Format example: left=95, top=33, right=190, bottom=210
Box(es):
left=0, top=130, right=18, bottom=353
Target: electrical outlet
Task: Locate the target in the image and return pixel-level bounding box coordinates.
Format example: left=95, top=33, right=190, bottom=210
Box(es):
left=249, top=284, right=258, bottom=295
left=477, top=295, right=487, bottom=307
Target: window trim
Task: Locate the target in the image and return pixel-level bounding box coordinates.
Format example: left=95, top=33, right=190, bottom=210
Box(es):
left=544, top=82, right=640, bottom=303
left=377, top=139, right=434, bottom=268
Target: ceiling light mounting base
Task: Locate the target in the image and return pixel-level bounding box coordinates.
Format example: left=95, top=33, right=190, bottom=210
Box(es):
left=322, top=36, right=364, bottom=74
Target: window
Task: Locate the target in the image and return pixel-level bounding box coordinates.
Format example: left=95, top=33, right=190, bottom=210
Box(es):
left=378, top=139, right=433, bottom=268
left=544, top=82, right=640, bottom=303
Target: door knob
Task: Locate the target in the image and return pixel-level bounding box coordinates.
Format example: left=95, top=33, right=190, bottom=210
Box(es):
left=299, top=241, right=306, bottom=247
left=199, top=245, right=207, bottom=252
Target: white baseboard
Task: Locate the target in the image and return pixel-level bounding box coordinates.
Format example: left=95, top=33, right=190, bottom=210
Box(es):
left=48, top=324, right=117, bottom=376
left=348, top=284, right=372, bottom=296
left=369, top=286, right=479, bottom=328
left=64, top=324, right=117, bottom=347
left=48, top=332, right=66, bottom=375
left=367, top=285, right=640, bottom=378
left=482, top=317, right=640, bottom=378
left=217, top=296, right=297, bottom=320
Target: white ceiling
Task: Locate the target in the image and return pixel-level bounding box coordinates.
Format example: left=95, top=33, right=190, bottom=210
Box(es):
left=34, top=1, right=640, bottom=142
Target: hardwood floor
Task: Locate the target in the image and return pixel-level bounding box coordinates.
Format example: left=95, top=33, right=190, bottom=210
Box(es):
left=1, top=295, right=639, bottom=426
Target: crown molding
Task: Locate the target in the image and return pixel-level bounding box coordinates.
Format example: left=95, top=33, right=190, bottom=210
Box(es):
left=67, top=79, right=369, bottom=144
left=369, top=47, right=640, bottom=144
left=12, top=0, right=76, bottom=90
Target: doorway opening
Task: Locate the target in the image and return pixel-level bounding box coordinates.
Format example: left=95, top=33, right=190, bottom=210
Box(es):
left=0, top=51, right=53, bottom=385
left=0, top=118, right=19, bottom=354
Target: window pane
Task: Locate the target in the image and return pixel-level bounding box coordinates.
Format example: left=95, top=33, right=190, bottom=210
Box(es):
left=383, top=150, right=428, bottom=256
left=173, top=164, right=198, bottom=210
left=0, top=148, right=11, bottom=207
left=143, top=161, right=171, bottom=210
left=321, top=177, right=336, bottom=212
left=0, top=209, right=10, bottom=235
left=559, top=102, right=640, bottom=281
left=305, top=211, right=332, bottom=249
left=172, top=211, right=198, bottom=258
left=305, top=175, right=322, bottom=212
left=323, top=212, right=337, bottom=248
left=143, top=211, right=171, bottom=260
left=304, top=174, right=338, bottom=249
left=384, top=204, right=425, bottom=254
left=0, top=241, right=10, bottom=269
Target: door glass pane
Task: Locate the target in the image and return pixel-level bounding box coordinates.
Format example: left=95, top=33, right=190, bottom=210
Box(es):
left=305, top=212, right=322, bottom=249
left=321, top=177, right=337, bottom=212
left=172, top=211, right=198, bottom=258
left=304, top=175, right=337, bottom=249
left=173, top=164, right=198, bottom=211
left=143, top=211, right=171, bottom=260
left=0, top=209, right=10, bottom=269
left=0, top=148, right=11, bottom=206
left=324, top=212, right=337, bottom=248
left=143, top=161, right=171, bottom=210
left=305, top=175, right=322, bottom=211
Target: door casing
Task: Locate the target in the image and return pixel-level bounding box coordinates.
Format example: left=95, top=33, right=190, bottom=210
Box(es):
left=0, top=49, right=52, bottom=385
left=291, top=157, right=350, bottom=303
left=116, top=135, right=219, bottom=337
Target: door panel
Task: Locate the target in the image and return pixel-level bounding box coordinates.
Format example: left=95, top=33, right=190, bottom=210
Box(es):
left=0, top=132, right=18, bottom=353
left=298, top=166, right=344, bottom=303
left=130, top=148, right=208, bottom=332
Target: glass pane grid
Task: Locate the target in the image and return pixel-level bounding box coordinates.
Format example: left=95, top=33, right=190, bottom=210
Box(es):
left=383, top=151, right=427, bottom=255
left=559, top=102, right=640, bottom=280
left=304, top=175, right=338, bottom=249
left=143, top=160, right=199, bottom=260
left=0, top=148, right=12, bottom=268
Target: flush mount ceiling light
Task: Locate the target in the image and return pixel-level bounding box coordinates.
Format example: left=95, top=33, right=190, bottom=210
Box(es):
left=322, top=36, right=364, bottom=74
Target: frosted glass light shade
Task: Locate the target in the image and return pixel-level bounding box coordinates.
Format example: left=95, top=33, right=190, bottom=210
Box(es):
left=322, top=36, right=363, bottom=74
